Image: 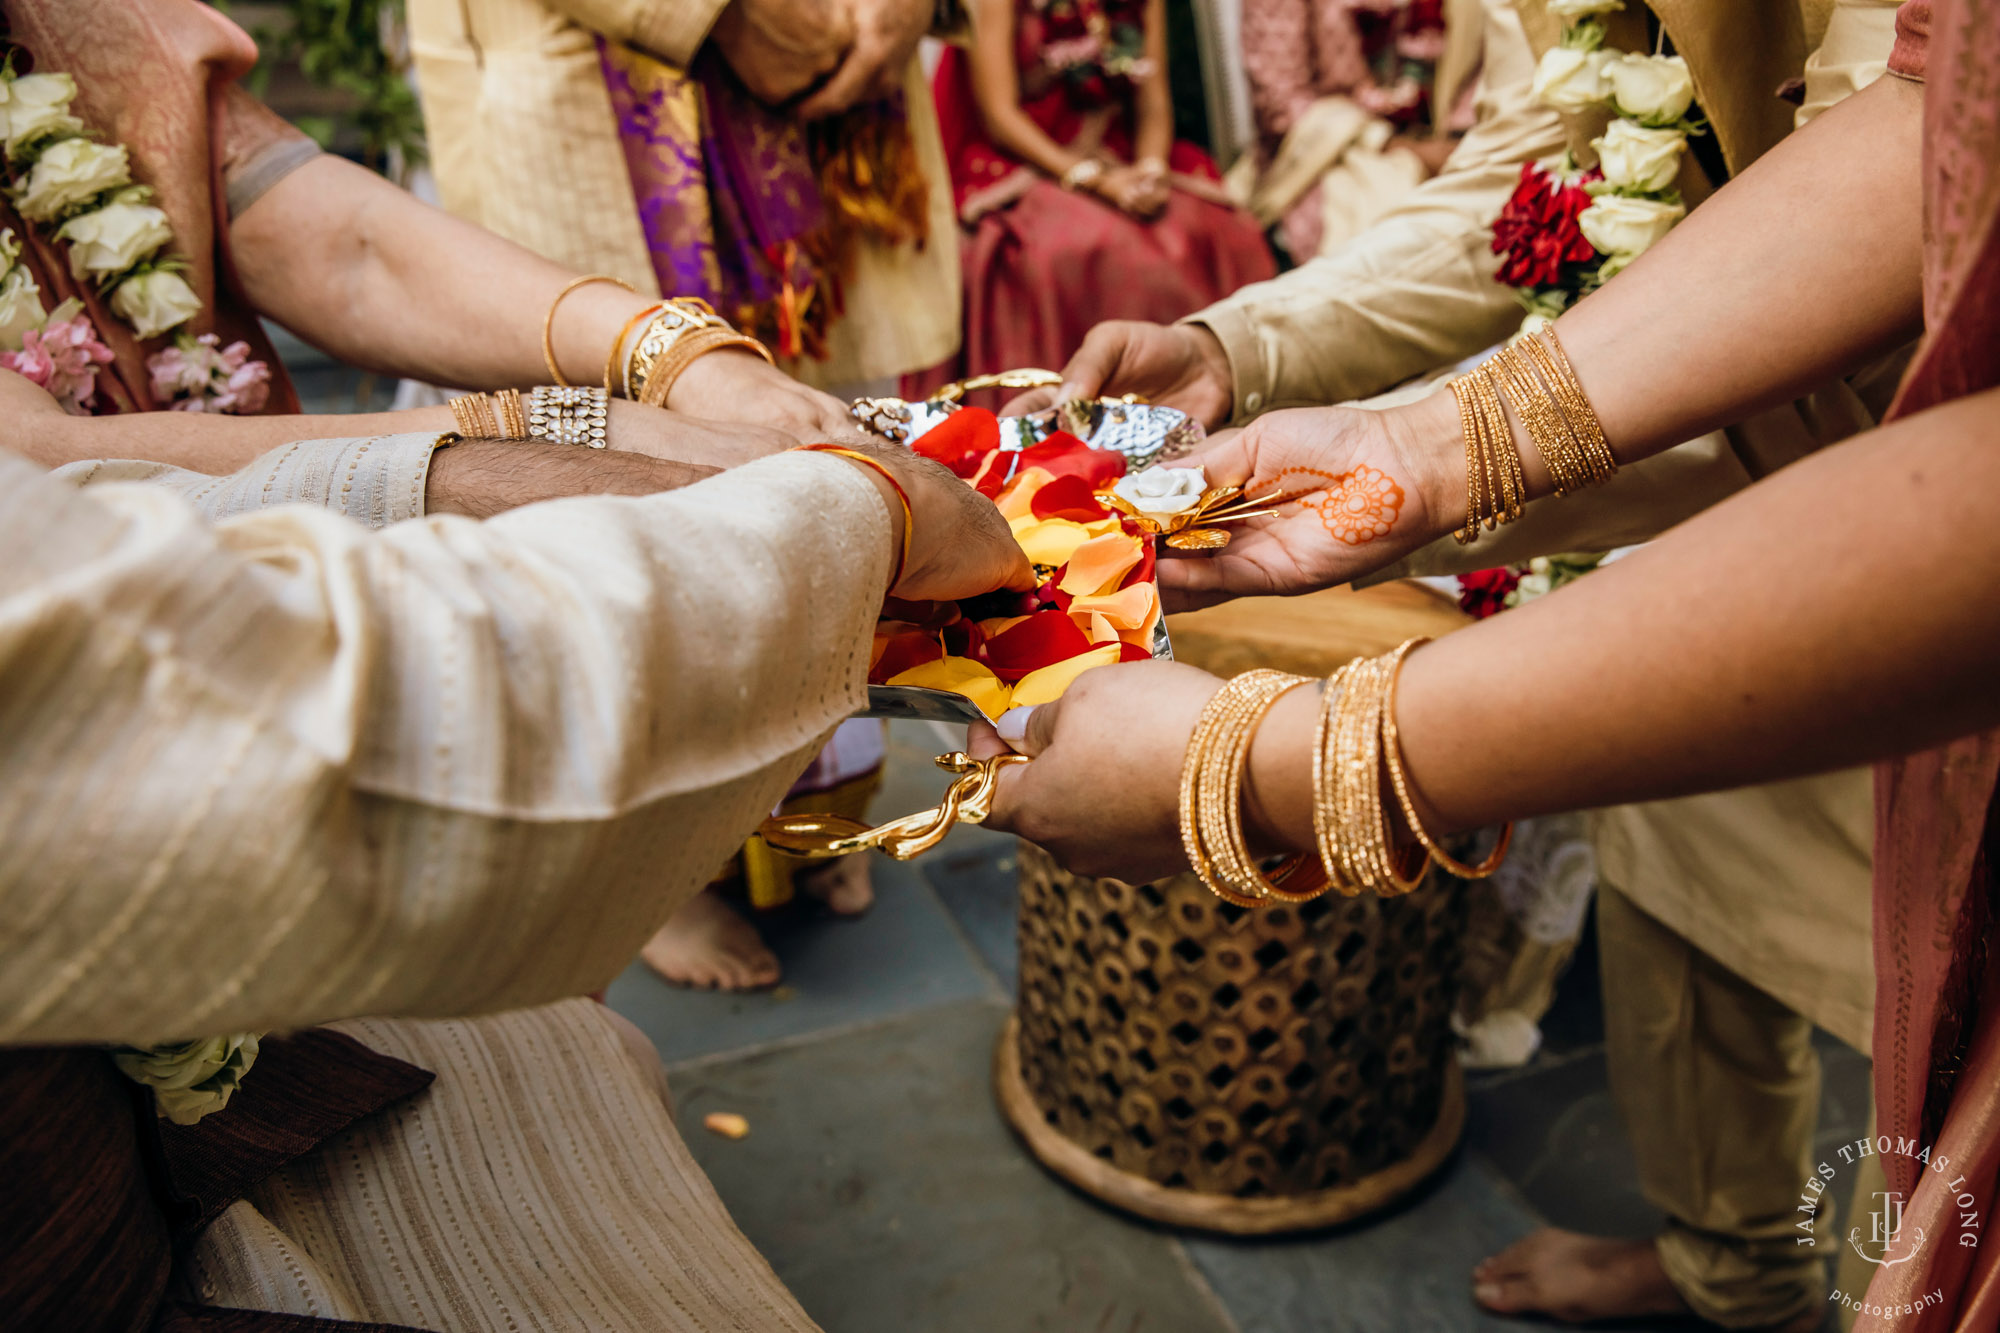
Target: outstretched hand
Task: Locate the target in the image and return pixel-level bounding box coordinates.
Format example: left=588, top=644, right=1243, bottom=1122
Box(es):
left=1155, top=401, right=1451, bottom=611
left=969, top=660, right=1223, bottom=881
left=1001, top=320, right=1236, bottom=430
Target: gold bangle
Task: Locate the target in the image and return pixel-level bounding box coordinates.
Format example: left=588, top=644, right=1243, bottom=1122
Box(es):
left=794, top=444, right=911, bottom=589
left=542, top=274, right=638, bottom=386
left=1379, top=643, right=1513, bottom=880
left=448, top=392, right=501, bottom=439
left=623, top=299, right=731, bottom=401
left=605, top=302, right=666, bottom=397
left=638, top=327, right=773, bottom=410
left=493, top=387, right=530, bottom=440
left=1320, top=646, right=1427, bottom=896
left=1180, top=670, right=1323, bottom=906
left=1519, top=328, right=1615, bottom=485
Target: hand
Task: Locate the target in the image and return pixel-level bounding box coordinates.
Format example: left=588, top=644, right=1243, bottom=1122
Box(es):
left=797, top=0, right=932, bottom=119
left=1156, top=394, right=1457, bottom=611
left=828, top=437, right=1038, bottom=600
left=1002, top=320, right=1235, bottom=430
left=711, top=0, right=856, bottom=105
left=608, top=399, right=798, bottom=469
left=667, top=349, right=866, bottom=442
left=968, top=660, right=1224, bottom=881
left=1090, top=164, right=1169, bottom=219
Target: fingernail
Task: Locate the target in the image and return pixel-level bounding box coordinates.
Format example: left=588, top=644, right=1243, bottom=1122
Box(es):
left=1473, top=1284, right=1499, bottom=1305
left=995, top=706, right=1038, bottom=746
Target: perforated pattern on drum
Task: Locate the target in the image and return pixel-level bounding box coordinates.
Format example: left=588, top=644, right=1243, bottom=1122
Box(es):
left=1014, top=844, right=1468, bottom=1199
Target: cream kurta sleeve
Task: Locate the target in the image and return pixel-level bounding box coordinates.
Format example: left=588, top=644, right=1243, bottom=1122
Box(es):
left=0, top=449, right=891, bottom=1046
left=1189, top=0, right=1566, bottom=421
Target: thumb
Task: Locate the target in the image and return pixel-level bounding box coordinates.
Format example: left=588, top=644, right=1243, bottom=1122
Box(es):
left=993, top=698, right=1060, bottom=756
left=1056, top=325, right=1128, bottom=403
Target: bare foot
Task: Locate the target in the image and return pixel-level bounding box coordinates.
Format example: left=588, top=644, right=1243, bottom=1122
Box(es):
left=640, top=889, right=780, bottom=991
left=1472, top=1230, right=1690, bottom=1324
left=798, top=852, right=875, bottom=916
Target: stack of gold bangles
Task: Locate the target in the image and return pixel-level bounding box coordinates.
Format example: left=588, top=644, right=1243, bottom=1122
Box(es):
left=1180, top=640, right=1512, bottom=905
left=544, top=274, right=774, bottom=411
left=448, top=386, right=608, bottom=448
left=1451, top=326, right=1617, bottom=544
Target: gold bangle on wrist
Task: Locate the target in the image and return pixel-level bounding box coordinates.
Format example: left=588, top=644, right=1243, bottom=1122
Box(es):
left=1379, top=646, right=1512, bottom=880
left=605, top=302, right=666, bottom=396
left=527, top=385, right=610, bottom=447
left=449, top=392, right=500, bottom=439
left=542, top=274, right=638, bottom=386
left=638, top=326, right=775, bottom=409
left=1180, top=669, right=1325, bottom=907
left=493, top=388, right=530, bottom=440
left=1450, top=326, right=1614, bottom=544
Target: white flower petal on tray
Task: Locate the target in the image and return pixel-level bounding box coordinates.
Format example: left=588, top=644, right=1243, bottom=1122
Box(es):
left=1112, top=466, right=1207, bottom=523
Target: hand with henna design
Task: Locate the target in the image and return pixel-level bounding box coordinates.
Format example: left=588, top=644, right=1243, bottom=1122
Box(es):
left=1156, top=393, right=1464, bottom=611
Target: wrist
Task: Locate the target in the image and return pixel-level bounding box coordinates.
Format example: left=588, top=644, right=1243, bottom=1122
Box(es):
left=1380, top=388, right=1472, bottom=544
left=1240, top=682, right=1319, bottom=856
left=796, top=444, right=912, bottom=593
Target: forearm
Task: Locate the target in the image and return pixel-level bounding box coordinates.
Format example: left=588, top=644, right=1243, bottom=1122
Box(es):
left=232, top=157, right=657, bottom=393
left=1246, top=389, right=2000, bottom=848
left=1551, top=73, right=1924, bottom=461
left=1132, top=0, right=1174, bottom=164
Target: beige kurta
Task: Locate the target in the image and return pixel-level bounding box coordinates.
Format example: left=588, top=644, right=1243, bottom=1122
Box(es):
left=407, top=0, right=960, bottom=388
left=1184, top=0, right=1902, bottom=1042
left=0, top=444, right=891, bottom=1044
left=12, top=436, right=895, bottom=1329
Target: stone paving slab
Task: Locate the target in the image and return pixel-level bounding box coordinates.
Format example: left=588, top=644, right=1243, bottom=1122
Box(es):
left=669, top=998, right=1239, bottom=1333
left=608, top=853, right=997, bottom=1065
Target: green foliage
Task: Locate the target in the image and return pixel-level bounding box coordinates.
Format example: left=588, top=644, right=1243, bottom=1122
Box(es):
left=234, top=0, right=425, bottom=175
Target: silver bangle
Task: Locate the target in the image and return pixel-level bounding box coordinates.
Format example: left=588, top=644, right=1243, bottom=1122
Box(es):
left=528, top=385, right=610, bottom=448
left=1060, top=158, right=1106, bottom=191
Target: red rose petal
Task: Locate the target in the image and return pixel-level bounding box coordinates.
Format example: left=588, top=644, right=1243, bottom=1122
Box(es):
left=913, top=407, right=1001, bottom=470
left=1118, top=537, right=1157, bottom=590
left=1030, top=472, right=1110, bottom=521
left=870, top=631, right=945, bottom=683
left=1017, top=432, right=1127, bottom=487
left=980, top=608, right=1096, bottom=682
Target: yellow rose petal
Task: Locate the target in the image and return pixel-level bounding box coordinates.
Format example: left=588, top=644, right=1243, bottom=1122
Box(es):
left=1011, top=517, right=1095, bottom=567
left=887, top=655, right=1014, bottom=719
left=1010, top=643, right=1124, bottom=707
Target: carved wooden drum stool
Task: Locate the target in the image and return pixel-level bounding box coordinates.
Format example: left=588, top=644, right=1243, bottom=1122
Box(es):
left=996, top=844, right=1469, bottom=1233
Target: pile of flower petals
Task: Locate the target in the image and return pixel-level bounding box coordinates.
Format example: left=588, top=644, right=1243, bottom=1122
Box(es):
left=868, top=409, right=1159, bottom=719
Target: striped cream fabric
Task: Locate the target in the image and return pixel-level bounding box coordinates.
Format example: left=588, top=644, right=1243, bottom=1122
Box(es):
left=52, top=432, right=445, bottom=530
left=181, top=1000, right=822, bottom=1331
left=0, top=446, right=891, bottom=1045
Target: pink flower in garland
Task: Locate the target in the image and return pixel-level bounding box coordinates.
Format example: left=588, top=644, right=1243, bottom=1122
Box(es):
left=147, top=333, right=271, bottom=414
left=0, top=313, right=114, bottom=415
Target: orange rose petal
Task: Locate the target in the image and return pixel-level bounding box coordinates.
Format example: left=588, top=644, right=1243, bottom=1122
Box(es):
left=996, top=467, right=1056, bottom=521
left=886, top=655, right=1014, bottom=719
left=1010, top=644, right=1124, bottom=707
left=703, top=1112, right=750, bottom=1140
left=1068, top=582, right=1158, bottom=631
left=1058, top=531, right=1144, bottom=597
left=1087, top=611, right=1119, bottom=644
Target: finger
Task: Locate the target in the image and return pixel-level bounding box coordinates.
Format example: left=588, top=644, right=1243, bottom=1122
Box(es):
left=966, top=720, right=1010, bottom=760
left=1156, top=556, right=1235, bottom=612
left=1022, top=694, right=1061, bottom=755
left=1001, top=386, right=1059, bottom=415
left=798, top=39, right=887, bottom=119
left=1055, top=324, right=1129, bottom=403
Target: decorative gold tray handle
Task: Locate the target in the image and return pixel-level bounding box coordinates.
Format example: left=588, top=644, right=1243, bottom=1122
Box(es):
left=758, top=753, right=1029, bottom=862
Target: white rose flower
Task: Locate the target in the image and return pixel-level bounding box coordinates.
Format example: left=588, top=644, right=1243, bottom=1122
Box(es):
left=1578, top=193, right=1685, bottom=258
left=0, top=263, right=42, bottom=351
left=110, top=268, right=202, bottom=339
left=1604, top=53, right=1694, bottom=125
left=1112, top=466, right=1208, bottom=524
left=1592, top=120, right=1688, bottom=192
left=14, top=138, right=130, bottom=222
left=0, top=72, right=82, bottom=153
left=57, top=201, right=173, bottom=278
left=112, top=1033, right=261, bottom=1126
left=1546, top=0, right=1623, bottom=13
left=1518, top=312, right=1553, bottom=337
left=1531, top=46, right=1614, bottom=114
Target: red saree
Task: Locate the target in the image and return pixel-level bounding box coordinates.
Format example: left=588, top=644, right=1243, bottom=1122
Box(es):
left=908, top=0, right=1275, bottom=399
left=1859, top=2, right=2000, bottom=1328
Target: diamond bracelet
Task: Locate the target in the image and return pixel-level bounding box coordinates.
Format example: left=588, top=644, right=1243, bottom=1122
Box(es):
left=527, top=385, right=610, bottom=448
